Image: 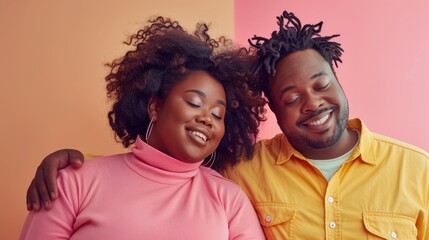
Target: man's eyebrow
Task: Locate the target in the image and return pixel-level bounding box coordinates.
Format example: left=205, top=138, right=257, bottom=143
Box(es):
left=184, top=89, right=226, bottom=106
left=278, top=72, right=328, bottom=98
left=310, top=71, right=327, bottom=80
left=279, top=86, right=295, bottom=98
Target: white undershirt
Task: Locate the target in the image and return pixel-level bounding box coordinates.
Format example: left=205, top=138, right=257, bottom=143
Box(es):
left=308, top=137, right=359, bottom=181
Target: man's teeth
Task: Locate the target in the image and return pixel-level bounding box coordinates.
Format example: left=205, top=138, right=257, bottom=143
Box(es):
left=191, top=131, right=207, bottom=141
left=308, top=114, right=329, bottom=126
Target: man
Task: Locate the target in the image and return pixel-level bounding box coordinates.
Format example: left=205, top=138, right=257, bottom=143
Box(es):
left=222, top=10, right=428, bottom=239
left=27, top=11, right=429, bottom=239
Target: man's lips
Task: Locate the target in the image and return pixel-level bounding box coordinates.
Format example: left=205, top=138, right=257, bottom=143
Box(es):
left=306, top=113, right=330, bottom=126
left=299, top=107, right=335, bottom=127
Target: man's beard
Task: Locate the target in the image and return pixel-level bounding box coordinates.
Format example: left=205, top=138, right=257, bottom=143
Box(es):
left=288, top=102, right=349, bottom=151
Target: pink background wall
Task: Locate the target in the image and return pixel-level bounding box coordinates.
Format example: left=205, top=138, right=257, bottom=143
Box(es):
left=235, top=0, right=429, bottom=151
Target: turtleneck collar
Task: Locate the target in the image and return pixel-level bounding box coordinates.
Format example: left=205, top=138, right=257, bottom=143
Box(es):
left=124, top=136, right=203, bottom=184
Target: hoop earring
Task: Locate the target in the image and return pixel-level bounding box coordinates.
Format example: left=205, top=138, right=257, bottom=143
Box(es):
left=204, top=151, right=216, bottom=168
left=145, top=117, right=155, bottom=143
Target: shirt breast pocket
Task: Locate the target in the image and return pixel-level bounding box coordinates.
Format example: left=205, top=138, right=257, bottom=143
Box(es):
left=363, top=212, right=417, bottom=240
left=253, top=202, right=297, bottom=239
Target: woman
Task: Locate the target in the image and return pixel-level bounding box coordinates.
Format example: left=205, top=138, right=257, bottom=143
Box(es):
left=20, top=16, right=266, bottom=239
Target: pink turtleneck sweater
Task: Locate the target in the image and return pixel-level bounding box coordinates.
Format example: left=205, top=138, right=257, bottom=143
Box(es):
left=20, top=137, right=265, bottom=240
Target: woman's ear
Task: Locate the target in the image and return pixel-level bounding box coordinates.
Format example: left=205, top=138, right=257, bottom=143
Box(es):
left=147, top=97, right=160, bottom=121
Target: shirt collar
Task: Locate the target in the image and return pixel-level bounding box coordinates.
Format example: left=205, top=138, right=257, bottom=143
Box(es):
left=347, top=118, right=376, bottom=165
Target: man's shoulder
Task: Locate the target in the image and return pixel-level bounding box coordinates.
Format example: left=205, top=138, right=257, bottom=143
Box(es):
left=255, top=133, right=285, bottom=147
left=352, top=118, right=429, bottom=161
left=223, top=134, right=285, bottom=176
left=370, top=132, right=429, bottom=160
left=251, top=133, right=287, bottom=158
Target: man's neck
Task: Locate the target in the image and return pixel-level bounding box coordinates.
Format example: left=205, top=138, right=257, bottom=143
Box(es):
left=300, top=128, right=359, bottom=160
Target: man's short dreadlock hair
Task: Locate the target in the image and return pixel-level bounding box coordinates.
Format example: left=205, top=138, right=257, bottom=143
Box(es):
left=249, top=10, right=344, bottom=102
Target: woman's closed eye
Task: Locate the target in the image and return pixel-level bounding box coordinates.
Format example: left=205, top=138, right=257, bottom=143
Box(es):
left=186, top=100, right=201, bottom=108
left=211, top=112, right=222, bottom=120
left=186, top=100, right=223, bottom=120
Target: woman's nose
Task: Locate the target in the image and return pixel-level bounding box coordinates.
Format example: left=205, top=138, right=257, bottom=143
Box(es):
left=196, top=111, right=213, bottom=126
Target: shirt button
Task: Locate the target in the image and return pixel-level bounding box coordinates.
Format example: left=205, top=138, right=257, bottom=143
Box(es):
left=329, top=222, right=336, bottom=229
left=265, top=215, right=272, bottom=223
left=391, top=232, right=397, bottom=239
left=328, top=196, right=334, bottom=203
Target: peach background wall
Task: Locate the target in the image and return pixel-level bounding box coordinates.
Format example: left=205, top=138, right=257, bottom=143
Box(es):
left=235, top=0, right=429, bottom=151
left=1, top=0, right=428, bottom=239
left=0, top=0, right=233, bottom=238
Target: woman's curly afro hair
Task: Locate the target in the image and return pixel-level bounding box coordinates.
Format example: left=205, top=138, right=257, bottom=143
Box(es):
left=105, top=16, right=266, bottom=171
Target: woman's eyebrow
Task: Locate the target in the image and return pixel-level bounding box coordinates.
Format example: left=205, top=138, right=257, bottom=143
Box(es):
left=184, top=89, right=226, bottom=106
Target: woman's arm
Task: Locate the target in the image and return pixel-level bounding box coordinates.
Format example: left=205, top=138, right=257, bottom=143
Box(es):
left=21, top=167, right=81, bottom=239
left=227, top=188, right=266, bottom=239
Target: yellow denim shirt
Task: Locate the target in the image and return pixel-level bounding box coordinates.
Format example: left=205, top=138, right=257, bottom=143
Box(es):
left=223, top=119, right=429, bottom=239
